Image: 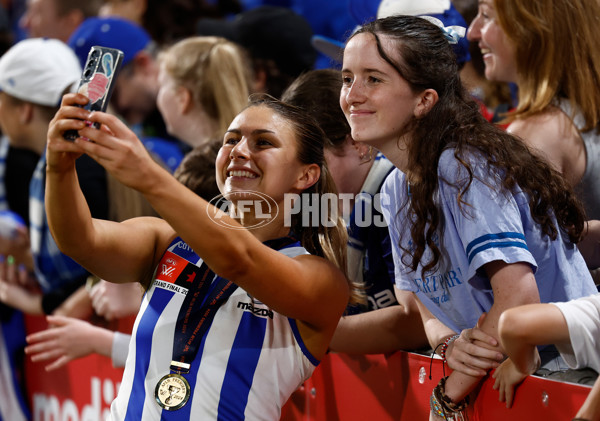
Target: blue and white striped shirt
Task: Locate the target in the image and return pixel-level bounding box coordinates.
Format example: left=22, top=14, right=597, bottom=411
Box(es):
left=111, top=237, right=318, bottom=420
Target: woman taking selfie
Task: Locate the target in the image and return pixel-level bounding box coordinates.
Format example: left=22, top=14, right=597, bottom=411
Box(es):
left=45, top=93, right=359, bottom=420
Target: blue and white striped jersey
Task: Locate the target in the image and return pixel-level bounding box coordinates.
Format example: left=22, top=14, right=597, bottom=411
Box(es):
left=111, top=236, right=318, bottom=420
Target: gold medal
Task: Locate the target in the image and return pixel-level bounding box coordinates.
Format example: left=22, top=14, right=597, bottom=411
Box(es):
left=155, top=373, right=191, bottom=411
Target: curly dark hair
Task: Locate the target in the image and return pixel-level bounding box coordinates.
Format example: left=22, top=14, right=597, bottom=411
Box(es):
left=350, top=15, right=586, bottom=276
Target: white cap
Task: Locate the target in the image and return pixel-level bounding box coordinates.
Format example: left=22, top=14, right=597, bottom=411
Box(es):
left=377, top=0, right=451, bottom=18
left=0, top=38, right=82, bottom=107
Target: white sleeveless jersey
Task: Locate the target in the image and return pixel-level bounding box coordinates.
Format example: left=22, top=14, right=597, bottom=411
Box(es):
left=110, top=237, right=318, bottom=421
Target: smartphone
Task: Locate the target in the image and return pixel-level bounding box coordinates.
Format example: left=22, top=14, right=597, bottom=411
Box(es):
left=64, top=46, right=124, bottom=141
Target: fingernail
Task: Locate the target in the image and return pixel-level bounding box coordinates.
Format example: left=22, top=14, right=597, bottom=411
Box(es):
left=6, top=255, right=14, bottom=265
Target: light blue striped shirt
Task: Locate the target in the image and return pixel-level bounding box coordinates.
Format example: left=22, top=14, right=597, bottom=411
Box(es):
left=382, top=148, right=597, bottom=333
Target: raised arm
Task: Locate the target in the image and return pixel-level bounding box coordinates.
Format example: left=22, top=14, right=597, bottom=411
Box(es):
left=45, top=94, right=172, bottom=284
left=54, top=103, right=349, bottom=335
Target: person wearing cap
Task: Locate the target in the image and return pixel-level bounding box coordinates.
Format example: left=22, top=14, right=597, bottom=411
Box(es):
left=0, top=38, right=111, bottom=315
left=20, top=0, right=103, bottom=42
left=196, top=5, right=317, bottom=98
left=68, top=16, right=188, bottom=171
left=0, top=37, right=95, bottom=421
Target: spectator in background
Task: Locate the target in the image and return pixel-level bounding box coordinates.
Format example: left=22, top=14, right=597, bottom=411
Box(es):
left=451, top=0, right=513, bottom=120
left=282, top=69, right=427, bottom=354
left=312, top=0, right=470, bottom=70
left=99, top=0, right=243, bottom=48
left=196, top=5, right=317, bottom=98
left=467, top=0, right=600, bottom=220
left=19, top=0, right=102, bottom=41
left=0, top=38, right=101, bottom=312
left=340, top=15, right=597, bottom=419
left=156, top=36, right=251, bottom=148
left=0, top=38, right=82, bottom=421
left=68, top=16, right=188, bottom=172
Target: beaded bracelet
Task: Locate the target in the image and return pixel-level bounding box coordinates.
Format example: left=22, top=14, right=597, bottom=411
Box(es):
left=430, top=390, right=468, bottom=421
left=440, top=334, right=460, bottom=362
left=430, top=389, right=446, bottom=418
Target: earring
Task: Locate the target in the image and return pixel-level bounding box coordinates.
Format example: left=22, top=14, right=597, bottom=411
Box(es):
left=359, top=146, right=374, bottom=164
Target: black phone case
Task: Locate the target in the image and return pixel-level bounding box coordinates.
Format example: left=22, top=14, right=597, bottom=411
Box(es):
left=64, top=46, right=124, bottom=141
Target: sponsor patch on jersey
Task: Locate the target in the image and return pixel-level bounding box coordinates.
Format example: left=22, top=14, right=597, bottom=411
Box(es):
left=237, top=301, right=274, bottom=319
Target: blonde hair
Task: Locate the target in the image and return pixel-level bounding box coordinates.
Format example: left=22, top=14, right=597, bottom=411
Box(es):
left=158, top=36, right=251, bottom=138
left=496, top=0, right=600, bottom=131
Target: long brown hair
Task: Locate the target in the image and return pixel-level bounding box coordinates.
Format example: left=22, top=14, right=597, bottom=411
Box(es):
left=350, top=15, right=586, bottom=276
left=246, top=95, right=364, bottom=305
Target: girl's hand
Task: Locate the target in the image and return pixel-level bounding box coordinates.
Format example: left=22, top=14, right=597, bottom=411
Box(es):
left=89, top=280, right=142, bottom=321
left=492, top=358, right=529, bottom=408
left=46, top=93, right=91, bottom=172
left=25, top=315, right=106, bottom=371
left=446, top=313, right=504, bottom=377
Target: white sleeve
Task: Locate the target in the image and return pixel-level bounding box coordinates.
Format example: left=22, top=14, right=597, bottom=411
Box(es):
left=552, top=295, right=600, bottom=372
left=111, top=331, right=131, bottom=368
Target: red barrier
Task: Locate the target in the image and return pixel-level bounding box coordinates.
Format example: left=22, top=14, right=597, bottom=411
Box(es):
left=24, top=314, right=592, bottom=421
left=281, top=352, right=593, bottom=421
left=24, top=315, right=131, bottom=421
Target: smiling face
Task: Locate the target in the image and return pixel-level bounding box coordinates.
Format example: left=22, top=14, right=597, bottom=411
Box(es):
left=467, top=0, right=518, bottom=83
left=340, top=33, right=422, bottom=155
left=216, top=105, right=317, bottom=205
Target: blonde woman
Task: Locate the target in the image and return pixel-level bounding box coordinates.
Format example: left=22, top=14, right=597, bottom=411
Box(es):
left=157, top=36, right=251, bottom=148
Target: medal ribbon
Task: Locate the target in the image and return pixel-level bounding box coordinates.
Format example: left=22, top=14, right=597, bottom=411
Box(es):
left=169, top=234, right=301, bottom=373
left=170, top=265, right=236, bottom=372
